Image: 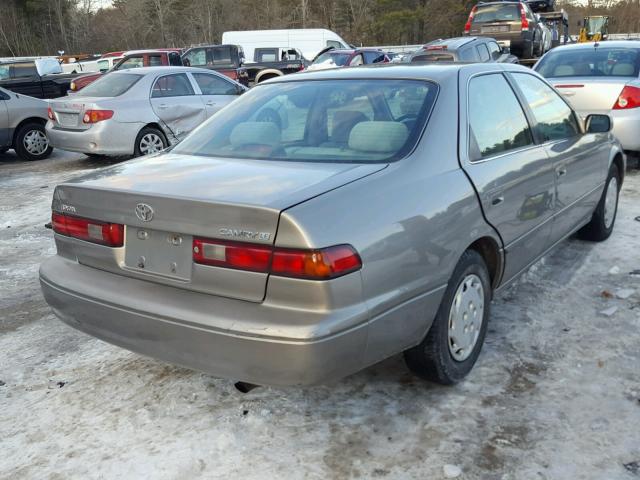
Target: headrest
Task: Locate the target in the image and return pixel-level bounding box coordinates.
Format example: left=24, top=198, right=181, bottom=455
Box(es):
left=348, top=121, right=409, bottom=153
left=229, top=122, right=281, bottom=148
left=611, top=63, right=635, bottom=76
left=554, top=65, right=575, bottom=76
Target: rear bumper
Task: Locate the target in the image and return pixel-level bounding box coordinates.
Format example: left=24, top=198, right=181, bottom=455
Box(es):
left=46, top=121, right=142, bottom=155
left=39, top=256, right=369, bottom=386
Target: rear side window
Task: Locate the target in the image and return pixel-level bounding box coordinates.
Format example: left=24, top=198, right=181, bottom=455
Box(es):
left=488, top=42, right=502, bottom=60
left=192, top=73, right=236, bottom=95
left=11, top=63, right=37, bottom=78
left=511, top=73, right=580, bottom=141
left=151, top=73, right=194, bottom=98
left=535, top=47, right=640, bottom=78
left=118, top=56, right=144, bottom=70
left=149, top=55, right=163, bottom=67
left=458, top=48, right=479, bottom=62
left=0, top=65, right=10, bottom=81
left=173, top=79, right=438, bottom=164
left=477, top=44, right=490, bottom=62
left=474, top=4, right=520, bottom=23
left=76, top=73, right=143, bottom=97
left=468, top=74, right=533, bottom=161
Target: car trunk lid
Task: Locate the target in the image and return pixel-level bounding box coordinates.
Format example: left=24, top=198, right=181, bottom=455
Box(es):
left=53, top=153, right=386, bottom=302
left=49, top=96, right=108, bottom=130
left=550, top=77, right=633, bottom=114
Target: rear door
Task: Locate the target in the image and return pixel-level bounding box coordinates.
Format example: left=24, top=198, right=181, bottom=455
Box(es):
left=190, top=72, right=240, bottom=116
left=149, top=72, right=207, bottom=139
left=460, top=71, right=556, bottom=282
left=509, top=72, right=609, bottom=241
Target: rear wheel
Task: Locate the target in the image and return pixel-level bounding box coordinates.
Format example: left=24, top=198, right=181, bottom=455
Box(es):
left=134, top=127, right=167, bottom=157
left=578, top=163, right=620, bottom=241
left=404, top=250, right=491, bottom=385
left=13, top=122, right=52, bottom=161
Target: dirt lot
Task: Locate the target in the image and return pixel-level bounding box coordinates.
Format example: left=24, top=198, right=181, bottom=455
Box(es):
left=1, top=150, right=639, bottom=480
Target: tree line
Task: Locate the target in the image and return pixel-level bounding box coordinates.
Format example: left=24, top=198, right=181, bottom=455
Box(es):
left=1, top=0, right=639, bottom=58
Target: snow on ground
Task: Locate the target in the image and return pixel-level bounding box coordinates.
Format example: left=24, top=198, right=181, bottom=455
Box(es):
left=1, top=151, right=639, bottom=480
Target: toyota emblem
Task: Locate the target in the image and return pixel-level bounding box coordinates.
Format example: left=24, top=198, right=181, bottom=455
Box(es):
left=135, top=203, right=154, bottom=222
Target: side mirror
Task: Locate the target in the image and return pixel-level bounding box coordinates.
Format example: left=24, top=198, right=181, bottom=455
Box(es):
left=585, top=114, right=611, bottom=133
left=501, top=46, right=511, bottom=54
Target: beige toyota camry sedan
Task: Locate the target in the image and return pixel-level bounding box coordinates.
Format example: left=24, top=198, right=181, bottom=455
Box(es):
left=40, top=63, right=624, bottom=386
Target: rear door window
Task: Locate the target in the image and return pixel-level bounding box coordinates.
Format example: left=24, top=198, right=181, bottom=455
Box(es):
left=192, top=73, right=236, bottom=95
left=477, top=44, right=490, bottom=62
left=11, top=63, right=37, bottom=78
left=118, top=56, right=144, bottom=70
left=152, top=73, right=195, bottom=98
left=0, top=65, right=10, bottom=81
left=487, top=41, right=502, bottom=60
left=458, top=47, right=479, bottom=62
left=468, top=74, right=534, bottom=161
left=511, top=73, right=581, bottom=142
left=148, top=55, right=163, bottom=67
left=349, top=54, right=364, bottom=66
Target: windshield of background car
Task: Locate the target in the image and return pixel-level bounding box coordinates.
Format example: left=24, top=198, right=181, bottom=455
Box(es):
left=536, top=48, right=640, bottom=77
left=313, top=52, right=352, bottom=67
left=75, top=72, right=143, bottom=97
left=173, top=79, right=438, bottom=163
left=473, top=4, right=520, bottom=23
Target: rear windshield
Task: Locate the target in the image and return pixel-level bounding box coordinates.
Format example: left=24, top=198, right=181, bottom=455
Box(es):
left=474, top=4, right=520, bottom=23
left=76, top=73, right=143, bottom=97
left=313, top=52, right=351, bottom=67
left=173, top=79, right=438, bottom=163
left=536, top=48, right=640, bottom=78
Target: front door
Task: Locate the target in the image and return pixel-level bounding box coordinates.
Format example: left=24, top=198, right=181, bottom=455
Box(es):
left=508, top=72, right=609, bottom=242
left=149, top=73, right=207, bottom=140
left=460, top=71, right=557, bottom=282
left=190, top=72, right=239, bottom=117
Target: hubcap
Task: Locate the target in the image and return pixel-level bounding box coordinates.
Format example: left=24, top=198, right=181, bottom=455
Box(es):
left=139, top=133, right=164, bottom=155
left=448, top=274, right=484, bottom=362
left=23, top=129, right=49, bottom=156
left=604, top=176, right=618, bottom=229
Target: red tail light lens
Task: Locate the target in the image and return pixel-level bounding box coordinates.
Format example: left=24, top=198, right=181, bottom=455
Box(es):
left=464, top=6, right=477, bottom=33
left=519, top=4, right=529, bottom=31
left=272, top=245, right=362, bottom=280
left=613, top=85, right=640, bottom=110
left=52, top=212, right=124, bottom=247
left=193, top=239, right=362, bottom=280
left=226, top=70, right=238, bottom=80
left=47, top=107, right=56, bottom=121
left=83, top=109, right=114, bottom=124
left=193, top=239, right=271, bottom=272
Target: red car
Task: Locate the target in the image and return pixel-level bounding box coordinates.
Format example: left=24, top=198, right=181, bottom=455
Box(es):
left=69, top=49, right=183, bottom=92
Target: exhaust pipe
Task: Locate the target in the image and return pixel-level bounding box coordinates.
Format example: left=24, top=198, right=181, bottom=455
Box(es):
left=234, top=381, right=260, bottom=393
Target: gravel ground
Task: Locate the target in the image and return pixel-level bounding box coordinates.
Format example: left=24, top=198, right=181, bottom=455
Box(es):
left=1, top=150, right=639, bottom=480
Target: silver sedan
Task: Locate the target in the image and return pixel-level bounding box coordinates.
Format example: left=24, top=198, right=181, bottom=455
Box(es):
left=46, top=66, right=247, bottom=157
left=535, top=41, right=640, bottom=158
left=40, top=63, right=624, bottom=386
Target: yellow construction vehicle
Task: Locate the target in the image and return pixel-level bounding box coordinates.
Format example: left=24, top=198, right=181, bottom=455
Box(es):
left=579, top=16, right=610, bottom=42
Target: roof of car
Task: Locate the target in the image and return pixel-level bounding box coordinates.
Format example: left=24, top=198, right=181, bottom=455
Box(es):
left=124, top=49, right=182, bottom=56
left=274, top=62, right=530, bottom=83
left=544, top=40, right=640, bottom=52
left=111, top=66, right=226, bottom=76
left=323, top=48, right=384, bottom=54
left=423, top=37, right=485, bottom=50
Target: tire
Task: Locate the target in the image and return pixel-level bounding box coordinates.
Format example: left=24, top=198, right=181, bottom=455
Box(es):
left=13, top=122, right=52, bottom=161
left=404, top=250, right=491, bottom=385
left=134, top=127, right=167, bottom=157
left=578, top=163, right=620, bottom=241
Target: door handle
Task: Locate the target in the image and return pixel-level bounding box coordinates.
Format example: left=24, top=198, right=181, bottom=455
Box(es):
left=206, top=101, right=216, bottom=106
left=158, top=104, right=168, bottom=109
left=491, top=196, right=504, bottom=206
left=557, top=167, right=567, bottom=177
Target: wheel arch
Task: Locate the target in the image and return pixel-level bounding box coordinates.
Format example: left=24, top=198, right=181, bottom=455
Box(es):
left=610, top=150, right=625, bottom=185
left=11, top=117, right=47, bottom=147
left=255, top=69, right=284, bottom=83
left=466, top=236, right=503, bottom=291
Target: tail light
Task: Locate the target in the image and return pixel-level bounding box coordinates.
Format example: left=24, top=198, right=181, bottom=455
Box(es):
left=52, top=212, right=124, bottom=247
left=613, top=85, right=640, bottom=110
left=519, top=4, right=529, bottom=31
left=70, top=81, right=77, bottom=91
left=193, top=239, right=362, bottom=280
left=47, top=107, right=56, bottom=121
left=464, top=6, right=477, bottom=33
left=226, top=70, right=238, bottom=80
left=82, top=109, right=114, bottom=124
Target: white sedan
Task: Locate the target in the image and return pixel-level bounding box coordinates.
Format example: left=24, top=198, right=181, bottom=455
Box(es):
left=46, top=66, right=247, bottom=157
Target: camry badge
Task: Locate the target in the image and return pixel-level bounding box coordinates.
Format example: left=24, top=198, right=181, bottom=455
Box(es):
left=135, top=203, right=154, bottom=222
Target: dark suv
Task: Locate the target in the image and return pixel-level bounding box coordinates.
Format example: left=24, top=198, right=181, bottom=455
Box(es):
left=409, top=37, right=518, bottom=64
left=464, top=1, right=543, bottom=59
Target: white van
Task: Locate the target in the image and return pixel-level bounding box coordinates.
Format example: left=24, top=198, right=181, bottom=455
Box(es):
left=222, top=29, right=350, bottom=61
